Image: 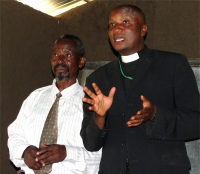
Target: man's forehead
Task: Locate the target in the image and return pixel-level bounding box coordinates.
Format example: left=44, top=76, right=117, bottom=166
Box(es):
left=55, top=38, right=75, bottom=45
left=52, top=39, right=75, bottom=49
left=109, top=6, right=144, bottom=23
left=112, top=6, right=139, bottom=15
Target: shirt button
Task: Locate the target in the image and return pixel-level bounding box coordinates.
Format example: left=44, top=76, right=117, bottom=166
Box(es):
left=121, top=141, right=126, bottom=146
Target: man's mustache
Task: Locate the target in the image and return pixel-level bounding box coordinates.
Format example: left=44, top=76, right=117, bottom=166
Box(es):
left=54, top=63, right=69, bottom=72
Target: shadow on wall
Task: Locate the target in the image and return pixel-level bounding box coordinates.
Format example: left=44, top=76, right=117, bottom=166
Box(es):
left=78, top=60, right=200, bottom=174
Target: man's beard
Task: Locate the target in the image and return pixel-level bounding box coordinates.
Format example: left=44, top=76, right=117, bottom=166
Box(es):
left=53, top=63, right=70, bottom=81
left=56, top=73, right=69, bottom=81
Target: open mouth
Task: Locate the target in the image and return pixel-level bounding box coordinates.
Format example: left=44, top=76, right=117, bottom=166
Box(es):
left=114, top=37, right=125, bottom=43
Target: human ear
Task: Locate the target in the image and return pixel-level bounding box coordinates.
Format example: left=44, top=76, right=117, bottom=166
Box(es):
left=79, top=57, right=86, bottom=69
left=141, top=24, right=147, bottom=37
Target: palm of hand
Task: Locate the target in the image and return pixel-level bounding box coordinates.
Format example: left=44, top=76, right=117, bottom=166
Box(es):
left=83, top=83, right=116, bottom=117
left=93, top=93, right=113, bottom=117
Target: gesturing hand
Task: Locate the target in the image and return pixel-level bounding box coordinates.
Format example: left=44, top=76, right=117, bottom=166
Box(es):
left=83, top=83, right=116, bottom=117
left=127, top=95, right=156, bottom=127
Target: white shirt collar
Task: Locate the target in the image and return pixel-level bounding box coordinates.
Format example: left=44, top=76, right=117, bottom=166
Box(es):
left=121, top=53, right=139, bottom=63
left=51, top=79, right=80, bottom=98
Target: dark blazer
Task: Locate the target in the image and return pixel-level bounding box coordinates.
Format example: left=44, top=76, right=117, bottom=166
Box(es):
left=81, top=47, right=200, bottom=174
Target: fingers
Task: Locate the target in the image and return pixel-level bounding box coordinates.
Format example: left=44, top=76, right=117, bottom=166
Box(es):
left=36, top=144, right=50, bottom=158
left=92, top=83, right=103, bottom=95
left=40, top=143, right=48, bottom=149
left=37, top=144, right=49, bottom=154
left=127, top=101, right=156, bottom=127
left=30, top=161, right=43, bottom=170
left=140, top=95, right=157, bottom=119
left=82, top=84, right=100, bottom=106
left=35, top=144, right=66, bottom=166
left=35, top=151, right=52, bottom=166
left=82, top=96, right=96, bottom=111
left=140, top=95, right=150, bottom=108
left=83, top=84, right=116, bottom=100
left=35, top=144, right=51, bottom=164
left=39, top=160, right=45, bottom=167
left=83, top=86, right=96, bottom=100
left=127, top=107, right=149, bottom=127
left=23, top=146, right=44, bottom=170
left=127, top=119, right=143, bottom=127
left=125, top=95, right=155, bottom=127
left=35, top=159, right=45, bottom=167
left=140, top=95, right=147, bottom=101
left=82, top=97, right=94, bottom=106
left=108, top=87, right=116, bottom=99
left=126, top=115, right=145, bottom=127
left=24, top=153, right=43, bottom=170
left=83, top=83, right=102, bottom=98
left=83, top=84, right=116, bottom=116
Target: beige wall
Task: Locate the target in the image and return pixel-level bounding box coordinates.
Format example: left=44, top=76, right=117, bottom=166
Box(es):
left=1, top=1, right=67, bottom=173
left=1, top=0, right=199, bottom=173
left=59, top=0, right=200, bottom=62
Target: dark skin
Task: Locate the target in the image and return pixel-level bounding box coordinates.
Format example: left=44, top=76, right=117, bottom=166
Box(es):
left=82, top=6, right=156, bottom=129
left=22, top=38, right=86, bottom=170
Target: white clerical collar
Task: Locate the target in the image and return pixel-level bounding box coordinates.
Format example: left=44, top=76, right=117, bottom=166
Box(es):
left=121, top=53, right=139, bottom=63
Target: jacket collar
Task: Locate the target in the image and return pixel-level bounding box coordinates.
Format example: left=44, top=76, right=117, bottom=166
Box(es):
left=107, top=46, right=154, bottom=102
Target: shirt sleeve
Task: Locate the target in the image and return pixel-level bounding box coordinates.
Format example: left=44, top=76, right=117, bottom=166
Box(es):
left=61, top=145, right=101, bottom=173
left=84, top=148, right=102, bottom=174
left=7, top=91, right=39, bottom=167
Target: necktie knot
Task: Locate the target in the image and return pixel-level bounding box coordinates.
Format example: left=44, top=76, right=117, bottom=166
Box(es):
left=56, top=92, right=62, bottom=98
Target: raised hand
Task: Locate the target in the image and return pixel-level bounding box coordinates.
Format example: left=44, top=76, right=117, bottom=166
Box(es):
left=83, top=83, right=116, bottom=117
left=127, top=95, right=156, bottom=127
left=35, top=144, right=66, bottom=166
left=83, top=83, right=116, bottom=129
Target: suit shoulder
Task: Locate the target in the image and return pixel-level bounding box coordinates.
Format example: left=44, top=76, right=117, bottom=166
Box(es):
left=147, top=48, right=189, bottom=66
left=87, top=60, right=115, bottom=79
left=151, top=49, right=186, bottom=59
left=147, top=48, right=192, bottom=72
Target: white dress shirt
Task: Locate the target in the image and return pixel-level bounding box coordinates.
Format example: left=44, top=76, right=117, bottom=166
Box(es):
left=8, top=79, right=101, bottom=174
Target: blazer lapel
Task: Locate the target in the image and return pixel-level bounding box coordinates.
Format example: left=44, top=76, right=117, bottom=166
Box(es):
left=107, top=59, right=126, bottom=103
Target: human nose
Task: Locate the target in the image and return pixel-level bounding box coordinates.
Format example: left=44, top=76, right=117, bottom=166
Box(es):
left=57, top=55, right=65, bottom=64
left=113, top=23, right=123, bottom=32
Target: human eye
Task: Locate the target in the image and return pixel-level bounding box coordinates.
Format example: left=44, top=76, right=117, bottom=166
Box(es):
left=52, top=52, right=58, bottom=58
left=64, top=53, right=71, bottom=60
left=109, top=22, right=115, bottom=29
left=123, top=20, right=130, bottom=25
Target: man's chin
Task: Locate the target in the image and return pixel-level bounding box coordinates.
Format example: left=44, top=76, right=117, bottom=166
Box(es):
left=116, top=47, right=130, bottom=55
left=55, top=75, right=69, bottom=81
left=113, top=45, right=126, bottom=52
